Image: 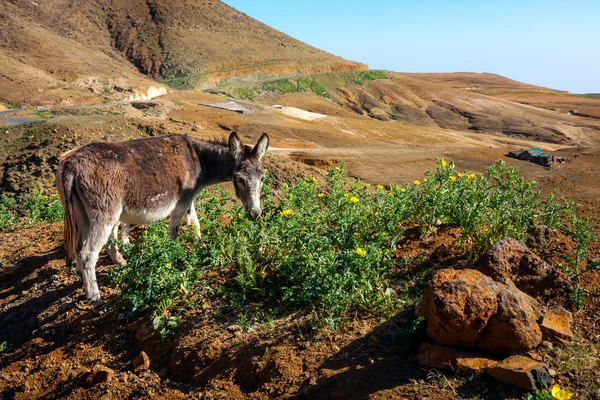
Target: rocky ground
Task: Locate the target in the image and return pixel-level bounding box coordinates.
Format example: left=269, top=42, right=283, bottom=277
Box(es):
left=0, top=219, right=599, bottom=399
left=0, top=83, right=600, bottom=399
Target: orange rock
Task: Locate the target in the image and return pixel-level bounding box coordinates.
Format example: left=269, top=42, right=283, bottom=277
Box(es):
left=486, top=355, right=551, bottom=391
left=477, top=285, right=542, bottom=354
left=133, top=351, right=151, bottom=373
left=417, top=342, right=497, bottom=374
left=421, top=269, right=499, bottom=347
left=540, top=307, right=574, bottom=343
left=87, top=364, right=114, bottom=385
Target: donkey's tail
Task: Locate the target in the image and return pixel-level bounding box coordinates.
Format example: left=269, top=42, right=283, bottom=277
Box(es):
left=56, top=159, right=77, bottom=268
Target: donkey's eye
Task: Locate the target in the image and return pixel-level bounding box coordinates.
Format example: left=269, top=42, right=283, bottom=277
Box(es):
left=237, top=177, right=245, bottom=185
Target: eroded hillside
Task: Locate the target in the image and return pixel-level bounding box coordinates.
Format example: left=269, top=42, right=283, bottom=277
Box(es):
left=0, top=0, right=365, bottom=105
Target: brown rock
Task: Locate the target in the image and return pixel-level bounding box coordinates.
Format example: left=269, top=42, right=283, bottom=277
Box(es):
left=417, top=342, right=497, bottom=374
left=476, top=237, right=560, bottom=296
left=486, top=355, right=551, bottom=391
left=478, top=285, right=542, bottom=354
left=540, top=307, right=574, bottom=343
left=421, top=269, right=499, bottom=347
left=87, top=364, right=114, bottom=385
left=133, top=351, right=150, bottom=373
left=526, top=225, right=551, bottom=249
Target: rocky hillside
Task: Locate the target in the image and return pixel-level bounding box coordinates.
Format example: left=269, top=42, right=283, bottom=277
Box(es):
left=0, top=0, right=365, bottom=104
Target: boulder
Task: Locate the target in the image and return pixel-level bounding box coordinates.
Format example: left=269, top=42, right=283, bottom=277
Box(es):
left=476, top=237, right=559, bottom=296
left=87, top=364, right=114, bottom=385
left=540, top=307, right=574, bottom=343
left=133, top=351, right=151, bottom=373
left=477, top=285, right=542, bottom=354
left=420, top=269, right=499, bottom=347
left=486, top=355, right=551, bottom=391
left=417, top=342, right=497, bottom=374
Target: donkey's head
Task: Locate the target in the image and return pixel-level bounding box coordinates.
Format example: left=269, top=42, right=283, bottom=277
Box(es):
left=229, top=132, right=269, bottom=221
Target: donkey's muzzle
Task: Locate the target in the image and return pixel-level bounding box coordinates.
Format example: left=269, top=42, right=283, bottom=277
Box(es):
left=247, top=208, right=262, bottom=221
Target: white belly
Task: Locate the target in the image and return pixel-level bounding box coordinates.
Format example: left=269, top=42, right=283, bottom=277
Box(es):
left=120, top=201, right=177, bottom=225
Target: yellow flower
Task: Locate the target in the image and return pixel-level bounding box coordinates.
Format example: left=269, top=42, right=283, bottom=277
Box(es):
left=377, top=184, right=384, bottom=190
left=468, top=173, right=476, bottom=179
left=551, top=384, right=573, bottom=400
left=166, top=263, right=171, bottom=267
left=343, top=193, right=349, bottom=197
left=400, top=188, right=406, bottom=193
left=380, top=232, right=386, bottom=236
left=350, top=196, right=359, bottom=203
left=458, top=173, right=464, bottom=178
left=317, top=193, right=325, bottom=198
left=413, top=180, right=421, bottom=186
left=423, top=178, right=428, bottom=183
left=264, top=168, right=268, bottom=173
left=312, top=177, right=318, bottom=183
left=441, top=159, right=447, bottom=167
left=449, top=175, right=457, bottom=181
left=279, top=209, right=293, bottom=217
left=356, top=247, right=367, bottom=256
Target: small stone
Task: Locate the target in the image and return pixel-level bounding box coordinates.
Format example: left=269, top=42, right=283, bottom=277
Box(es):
left=133, top=351, right=150, bottom=373
left=540, top=307, right=574, bottom=344
left=226, top=324, right=242, bottom=333
left=541, top=341, right=554, bottom=350
left=87, top=365, right=114, bottom=385
left=548, top=368, right=557, bottom=377
left=417, top=342, right=497, bottom=374
left=526, top=351, right=543, bottom=362
left=486, top=355, right=551, bottom=391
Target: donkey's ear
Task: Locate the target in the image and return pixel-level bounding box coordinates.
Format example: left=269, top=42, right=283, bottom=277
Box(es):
left=229, top=132, right=243, bottom=162
left=251, top=133, right=269, bottom=161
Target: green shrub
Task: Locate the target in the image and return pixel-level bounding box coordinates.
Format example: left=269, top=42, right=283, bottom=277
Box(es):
left=111, top=161, right=575, bottom=334
left=309, top=79, right=329, bottom=97
left=0, top=195, right=16, bottom=231
left=412, top=160, right=573, bottom=254
left=352, top=70, right=388, bottom=85
left=559, top=215, right=599, bottom=309
left=232, top=87, right=256, bottom=101
left=20, top=191, right=63, bottom=224
left=261, top=79, right=297, bottom=94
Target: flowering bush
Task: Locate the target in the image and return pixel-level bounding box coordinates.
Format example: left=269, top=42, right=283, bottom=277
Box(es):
left=111, top=160, right=576, bottom=332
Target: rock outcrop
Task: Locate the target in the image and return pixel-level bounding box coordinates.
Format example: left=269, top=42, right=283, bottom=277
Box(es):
left=476, top=237, right=559, bottom=297
left=420, top=269, right=499, bottom=347
left=477, top=285, right=542, bottom=354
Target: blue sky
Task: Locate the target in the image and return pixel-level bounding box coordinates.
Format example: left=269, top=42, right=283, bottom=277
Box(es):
left=223, top=0, right=599, bottom=93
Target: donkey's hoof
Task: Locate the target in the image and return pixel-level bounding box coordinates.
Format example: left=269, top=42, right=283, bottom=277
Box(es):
left=91, top=299, right=106, bottom=313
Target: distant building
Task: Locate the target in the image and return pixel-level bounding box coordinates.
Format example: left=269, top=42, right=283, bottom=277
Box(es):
left=507, top=147, right=564, bottom=166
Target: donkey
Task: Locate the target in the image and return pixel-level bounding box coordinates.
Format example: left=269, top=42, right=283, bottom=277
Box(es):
left=56, top=132, right=269, bottom=306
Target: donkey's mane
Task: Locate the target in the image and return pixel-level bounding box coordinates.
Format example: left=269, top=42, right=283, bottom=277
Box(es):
left=204, top=135, right=228, bottom=146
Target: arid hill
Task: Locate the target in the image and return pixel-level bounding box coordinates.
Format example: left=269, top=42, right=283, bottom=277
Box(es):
left=0, top=0, right=365, bottom=104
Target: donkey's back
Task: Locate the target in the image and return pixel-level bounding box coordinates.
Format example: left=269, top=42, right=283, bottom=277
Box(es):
left=59, top=135, right=203, bottom=224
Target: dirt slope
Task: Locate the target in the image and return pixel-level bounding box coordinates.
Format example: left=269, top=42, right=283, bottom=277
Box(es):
left=0, top=0, right=365, bottom=105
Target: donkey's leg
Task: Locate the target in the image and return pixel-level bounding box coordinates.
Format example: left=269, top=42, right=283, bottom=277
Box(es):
left=79, top=222, right=113, bottom=305
left=168, top=204, right=188, bottom=240
left=120, top=222, right=131, bottom=244
left=185, top=203, right=201, bottom=238
left=105, top=224, right=126, bottom=266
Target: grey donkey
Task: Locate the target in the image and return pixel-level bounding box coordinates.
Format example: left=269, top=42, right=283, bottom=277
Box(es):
left=56, top=132, right=269, bottom=306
